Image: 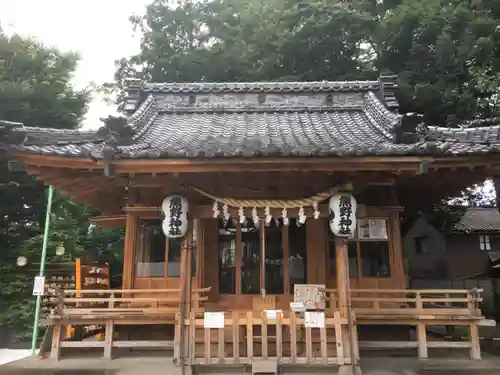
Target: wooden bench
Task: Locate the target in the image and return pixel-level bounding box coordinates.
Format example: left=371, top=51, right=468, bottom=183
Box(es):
left=326, top=288, right=494, bottom=360
left=43, top=287, right=211, bottom=360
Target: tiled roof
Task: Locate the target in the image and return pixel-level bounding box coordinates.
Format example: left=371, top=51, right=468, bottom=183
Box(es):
left=2, top=76, right=500, bottom=160
left=452, top=208, right=500, bottom=233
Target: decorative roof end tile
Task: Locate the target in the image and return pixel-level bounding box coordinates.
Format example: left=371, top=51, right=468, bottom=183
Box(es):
left=394, top=112, right=424, bottom=144
left=123, top=78, right=143, bottom=115
left=91, top=116, right=134, bottom=160
left=0, top=120, right=27, bottom=151
left=378, top=75, right=399, bottom=111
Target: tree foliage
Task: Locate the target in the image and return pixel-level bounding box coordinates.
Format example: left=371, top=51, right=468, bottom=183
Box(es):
left=0, top=30, right=122, bottom=339
left=113, top=0, right=500, bottom=125
left=2, top=192, right=123, bottom=336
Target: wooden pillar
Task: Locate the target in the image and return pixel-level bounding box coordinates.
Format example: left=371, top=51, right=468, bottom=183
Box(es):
left=494, top=176, right=500, bottom=210
left=335, top=237, right=358, bottom=371
left=50, top=323, right=62, bottom=360
left=194, top=218, right=203, bottom=289
left=122, top=213, right=138, bottom=289
left=388, top=211, right=406, bottom=288
left=202, top=219, right=219, bottom=301
left=185, top=229, right=193, bottom=316
left=306, top=219, right=327, bottom=285
left=236, top=222, right=242, bottom=294
left=282, top=225, right=290, bottom=295
left=260, top=223, right=266, bottom=296
left=179, top=222, right=194, bottom=367
left=335, top=238, right=350, bottom=316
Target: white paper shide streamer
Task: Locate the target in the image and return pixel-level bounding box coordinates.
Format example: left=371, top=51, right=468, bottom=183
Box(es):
left=313, top=201, right=320, bottom=219
left=238, top=207, right=245, bottom=224
left=298, top=206, right=306, bottom=224
left=264, top=206, right=272, bottom=226
left=252, top=207, right=260, bottom=227
left=281, top=207, right=289, bottom=226
left=212, top=201, right=220, bottom=218
left=222, top=203, right=230, bottom=221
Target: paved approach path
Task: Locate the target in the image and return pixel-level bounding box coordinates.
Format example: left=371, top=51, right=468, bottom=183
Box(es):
left=0, top=350, right=31, bottom=366
left=2, top=356, right=500, bottom=374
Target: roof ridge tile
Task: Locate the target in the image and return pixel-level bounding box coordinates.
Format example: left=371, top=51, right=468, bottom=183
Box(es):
left=140, top=80, right=381, bottom=94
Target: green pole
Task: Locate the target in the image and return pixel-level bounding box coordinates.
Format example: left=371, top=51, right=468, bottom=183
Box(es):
left=31, top=186, right=54, bottom=355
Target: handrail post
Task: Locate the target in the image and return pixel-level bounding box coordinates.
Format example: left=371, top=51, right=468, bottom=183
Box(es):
left=416, top=292, right=423, bottom=310
left=109, top=292, right=115, bottom=309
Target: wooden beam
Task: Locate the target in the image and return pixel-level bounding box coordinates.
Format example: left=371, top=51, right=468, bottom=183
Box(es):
left=111, top=160, right=426, bottom=173
left=14, top=153, right=433, bottom=172
left=13, top=151, right=500, bottom=174
left=89, top=215, right=126, bottom=228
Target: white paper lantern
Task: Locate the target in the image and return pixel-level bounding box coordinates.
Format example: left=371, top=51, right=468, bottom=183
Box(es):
left=55, top=243, right=65, bottom=256
left=16, top=256, right=27, bottom=267
left=161, top=195, right=189, bottom=238
left=329, top=193, right=357, bottom=238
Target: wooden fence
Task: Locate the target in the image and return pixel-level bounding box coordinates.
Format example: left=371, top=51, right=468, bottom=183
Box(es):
left=174, top=310, right=358, bottom=369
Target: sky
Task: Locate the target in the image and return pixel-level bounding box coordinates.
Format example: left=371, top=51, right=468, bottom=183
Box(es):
left=0, top=0, right=150, bottom=129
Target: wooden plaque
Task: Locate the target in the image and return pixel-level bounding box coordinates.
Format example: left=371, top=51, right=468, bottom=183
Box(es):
left=293, top=284, right=325, bottom=310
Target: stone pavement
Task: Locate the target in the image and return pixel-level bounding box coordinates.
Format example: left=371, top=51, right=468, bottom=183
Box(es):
left=0, top=350, right=31, bottom=366
left=2, top=356, right=500, bottom=374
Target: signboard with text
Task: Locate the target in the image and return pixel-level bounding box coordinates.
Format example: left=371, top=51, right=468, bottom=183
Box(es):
left=204, top=312, right=225, bottom=328
left=33, top=276, right=46, bottom=296
left=294, top=284, right=325, bottom=310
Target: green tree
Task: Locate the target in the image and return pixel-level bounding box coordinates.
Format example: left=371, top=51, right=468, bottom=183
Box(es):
left=376, top=0, right=500, bottom=125
left=5, top=192, right=124, bottom=335
left=0, top=29, right=90, bottom=337
left=114, top=0, right=500, bottom=125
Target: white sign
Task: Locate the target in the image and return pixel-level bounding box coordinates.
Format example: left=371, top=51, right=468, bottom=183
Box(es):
left=32, top=276, right=46, bottom=296
left=290, top=302, right=306, bottom=312
left=329, top=193, right=357, bottom=238
left=204, top=312, right=225, bottom=328
left=265, top=309, right=281, bottom=320
left=358, top=218, right=388, bottom=240
left=305, top=311, right=325, bottom=328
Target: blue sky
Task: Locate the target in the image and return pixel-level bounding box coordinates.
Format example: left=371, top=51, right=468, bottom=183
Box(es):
left=0, top=0, right=150, bottom=129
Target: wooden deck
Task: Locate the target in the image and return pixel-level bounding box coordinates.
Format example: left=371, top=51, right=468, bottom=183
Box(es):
left=42, top=287, right=495, bottom=366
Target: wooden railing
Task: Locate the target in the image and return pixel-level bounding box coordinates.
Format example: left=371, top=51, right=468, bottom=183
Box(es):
left=44, top=287, right=495, bottom=362
left=48, top=287, right=210, bottom=318
left=325, top=288, right=484, bottom=317
left=45, top=287, right=210, bottom=360
left=175, top=310, right=358, bottom=369
left=324, top=288, right=492, bottom=360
